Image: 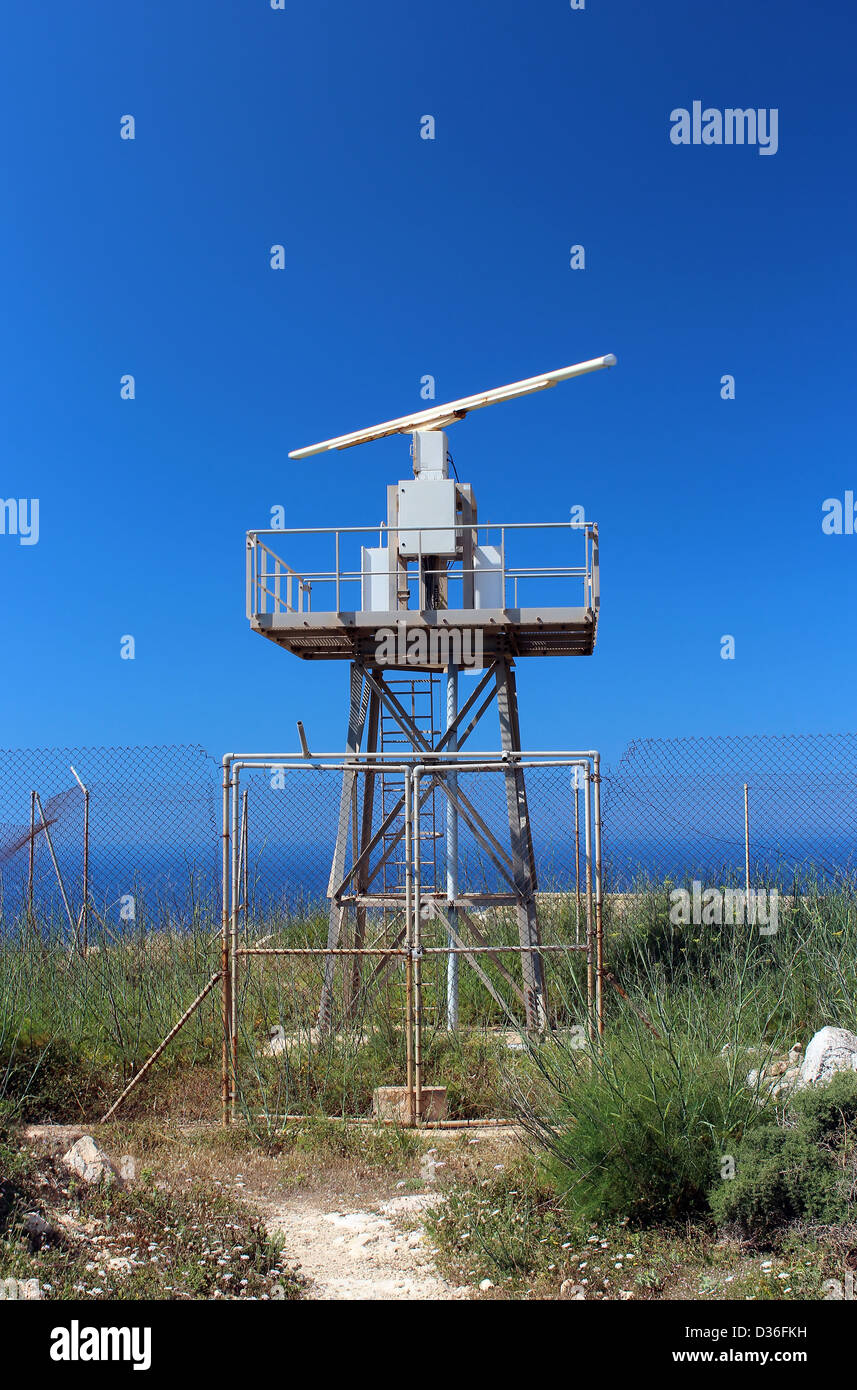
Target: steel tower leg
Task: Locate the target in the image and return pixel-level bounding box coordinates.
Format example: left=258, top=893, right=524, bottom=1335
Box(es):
left=495, top=660, right=547, bottom=1032
left=319, top=664, right=369, bottom=1031
left=347, top=686, right=380, bottom=1016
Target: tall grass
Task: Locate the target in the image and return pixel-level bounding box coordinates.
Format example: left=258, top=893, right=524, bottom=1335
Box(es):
left=2, top=877, right=855, bottom=1134
left=509, top=875, right=857, bottom=1225
left=0, top=909, right=222, bottom=1121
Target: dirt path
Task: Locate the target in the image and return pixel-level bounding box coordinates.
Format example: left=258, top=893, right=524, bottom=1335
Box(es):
left=260, top=1191, right=469, bottom=1301
left=21, top=1122, right=490, bottom=1300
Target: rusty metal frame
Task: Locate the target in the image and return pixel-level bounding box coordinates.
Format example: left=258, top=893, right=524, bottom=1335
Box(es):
left=95, top=749, right=603, bottom=1129
left=219, top=750, right=604, bottom=1128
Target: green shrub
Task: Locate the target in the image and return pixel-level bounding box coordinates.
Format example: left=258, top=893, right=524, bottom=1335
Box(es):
left=518, top=1028, right=765, bottom=1226
left=709, top=1072, right=857, bottom=1239
left=790, top=1068, right=857, bottom=1143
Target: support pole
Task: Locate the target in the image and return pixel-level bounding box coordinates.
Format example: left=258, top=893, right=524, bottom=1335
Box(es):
left=413, top=770, right=423, bottom=1123
left=445, top=665, right=459, bottom=1030
left=573, top=773, right=581, bottom=945
left=744, top=782, right=755, bottom=928
left=404, top=770, right=415, bottom=1126
left=593, top=754, right=604, bottom=1039
left=27, top=791, right=35, bottom=924
left=101, top=972, right=223, bottom=1123
left=584, top=768, right=595, bottom=1043
left=241, top=789, right=249, bottom=933
left=349, top=688, right=380, bottom=1014
left=221, top=760, right=232, bottom=1126
left=69, top=767, right=89, bottom=955
left=319, top=664, right=369, bottom=1030
left=82, top=787, right=90, bottom=954
left=231, top=771, right=240, bottom=1120
left=496, top=661, right=546, bottom=1032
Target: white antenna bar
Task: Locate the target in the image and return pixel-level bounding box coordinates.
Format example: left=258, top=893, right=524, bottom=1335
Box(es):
left=288, top=354, right=616, bottom=460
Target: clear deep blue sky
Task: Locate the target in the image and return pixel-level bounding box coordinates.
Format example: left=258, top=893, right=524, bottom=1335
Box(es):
left=1, top=0, right=855, bottom=767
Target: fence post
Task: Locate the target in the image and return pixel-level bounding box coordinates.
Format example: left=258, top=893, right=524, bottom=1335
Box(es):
left=82, top=787, right=89, bottom=953
left=413, top=768, right=423, bottom=1125
left=27, top=790, right=35, bottom=924
left=445, top=668, right=459, bottom=1030
left=231, top=771, right=240, bottom=1122
left=573, top=773, right=581, bottom=945
left=593, top=755, right=604, bottom=1039
left=584, top=767, right=595, bottom=1043
left=69, top=767, right=89, bottom=955
left=221, top=759, right=232, bottom=1126
left=241, top=790, right=249, bottom=934
left=744, top=782, right=754, bottom=926
left=404, top=769, right=415, bottom=1126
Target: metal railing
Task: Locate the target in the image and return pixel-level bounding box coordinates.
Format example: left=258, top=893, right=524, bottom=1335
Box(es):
left=246, top=521, right=599, bottom=618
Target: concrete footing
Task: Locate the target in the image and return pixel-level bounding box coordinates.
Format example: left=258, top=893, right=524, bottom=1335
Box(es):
left=373, top=1086, right=448, bottom=1124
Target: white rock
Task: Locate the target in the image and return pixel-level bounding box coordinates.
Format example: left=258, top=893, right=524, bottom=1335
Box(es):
left=479, top=1278, right=494, bottom=1291
left=62, top=1136, right=121, bottom=1187
left=799, top=1027, right=857, bottom=1087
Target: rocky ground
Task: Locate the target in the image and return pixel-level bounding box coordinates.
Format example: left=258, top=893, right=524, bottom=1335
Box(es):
left=4, top=1026, right=856, bottom=1302
left=258, top=1190, right=467, bottom=1300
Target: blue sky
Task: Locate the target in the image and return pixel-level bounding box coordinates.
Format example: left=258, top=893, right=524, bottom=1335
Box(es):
left=0, top=0, right=855, bottom=768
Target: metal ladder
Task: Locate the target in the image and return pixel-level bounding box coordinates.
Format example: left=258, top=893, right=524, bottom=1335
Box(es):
left=378, top=676, right=440, bottom=893
left=378, top=676, right=442, bottom=1020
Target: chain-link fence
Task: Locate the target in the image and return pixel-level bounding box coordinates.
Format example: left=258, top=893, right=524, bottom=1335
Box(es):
left=239, top=761, right=588, bottom=919
left=0, top=744, right=220, bottom=929
left=2, top=732, right=856, bottom=935
left=601, top=732, right=857, bottom=890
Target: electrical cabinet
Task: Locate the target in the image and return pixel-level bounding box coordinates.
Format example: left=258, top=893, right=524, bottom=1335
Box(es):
left=397, top=479, right=458, bottom=558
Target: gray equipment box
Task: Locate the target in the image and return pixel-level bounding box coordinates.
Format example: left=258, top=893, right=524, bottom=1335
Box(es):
left=397, top=478, right=458, bottom=558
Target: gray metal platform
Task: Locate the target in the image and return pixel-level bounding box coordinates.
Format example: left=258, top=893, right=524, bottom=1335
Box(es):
left=250, top=606, right=597, bottom=663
